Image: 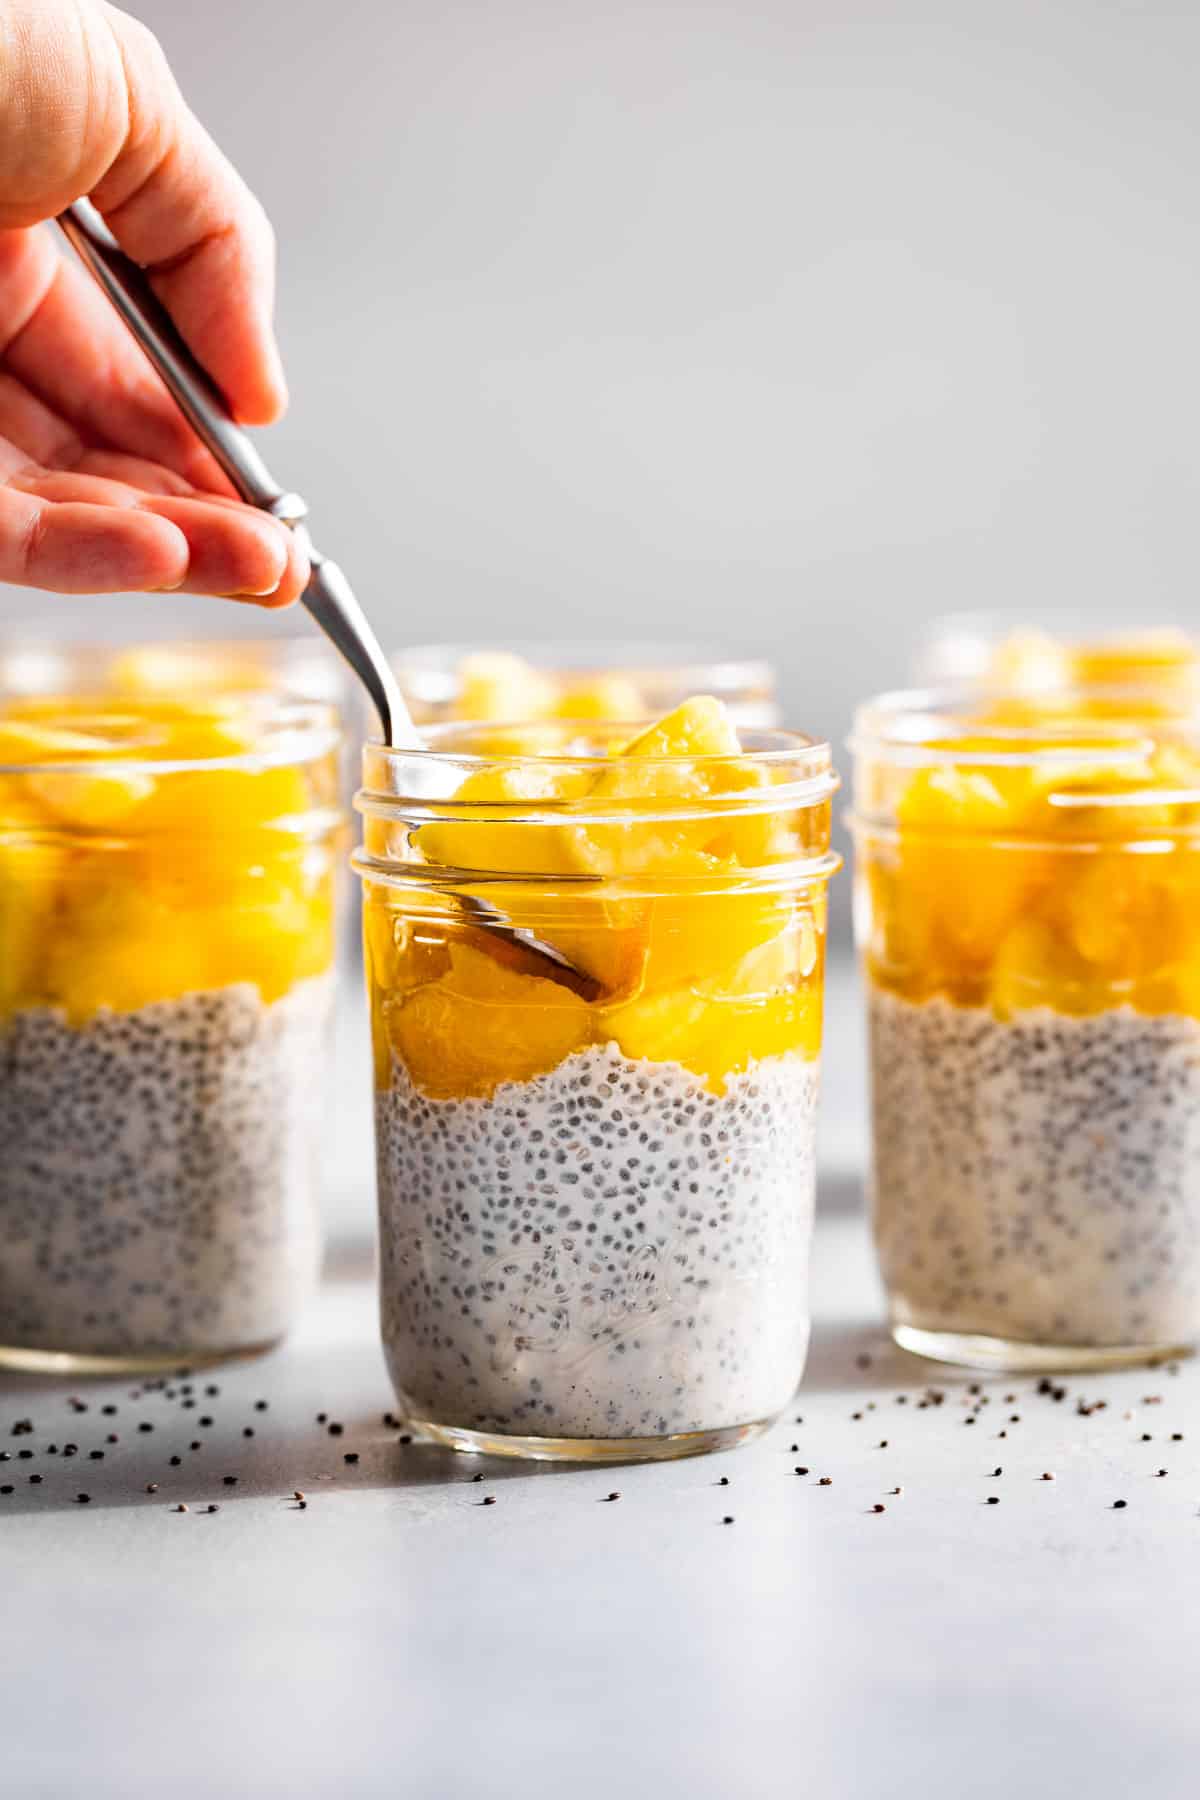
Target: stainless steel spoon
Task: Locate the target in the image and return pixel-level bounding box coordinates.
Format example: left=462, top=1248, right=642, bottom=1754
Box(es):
left=57, top=200, right=598, bottom=1000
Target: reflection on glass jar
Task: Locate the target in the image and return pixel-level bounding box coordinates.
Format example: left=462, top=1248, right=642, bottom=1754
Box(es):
left=851, top=684, right=1200, bottom=1371
left=392, top=640, right=780, bottom=731
left=0, top=680, right=342, bottom=1372
left=913, top=611, right=1200, bottom=697
left=0, top=633, right=344, bottom=707
left=355, top=699, right=839, bottom=1461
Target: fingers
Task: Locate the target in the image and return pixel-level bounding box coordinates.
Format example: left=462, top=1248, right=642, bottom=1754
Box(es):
left=1, top=466, right=309, bottom=604
left=0, top=228, right=235, bottom=493
left=0, top=367, right=82, bottom=470
left=0, top=487, right=189, bottom=594
left=0, top=3, right=130, bottom=227
left=0, top=4, right=288, bottom=428
left=142, top=494, right=308, bottom=604
left=91, top=7, right=287, bottom=426
left=69, top=449, right=193, bottom=497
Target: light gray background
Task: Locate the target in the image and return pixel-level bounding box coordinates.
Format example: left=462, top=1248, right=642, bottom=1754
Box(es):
left=3, top=0, right=1198, bottom=750
left=4, top=18, right=1200, bottom=1791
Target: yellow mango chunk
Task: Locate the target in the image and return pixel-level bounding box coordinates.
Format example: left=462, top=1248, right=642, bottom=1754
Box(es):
left=1070, top=627, right=1199, bottom=687
left=42, top=871, right=208, bottom=1023
left=108, top=645, right=265, bottom=697
left=608, top=928, right=823, bottom=1091
left=612, top=695, right=741, bottom=767
left=555, top=675, right=643, bottom=720
left=43, top=854, right=332, bottom=1022
left=417, top=763, right=592, bottom=877
left=895, top=767, right=1046, bottom=979
left=201, top=872, right=333, bottom=1002
left=637, top=887, right=796, bottom=993
left=135, top=764, right=311, bottom=837
left=0, top=835, right=64, bottom=1013
left=150, top=710, right=260, bottom=761
left=456, top=653, right=558, bottom=724
left=452, top=655, right=647, bottom=726
left=414, top=696, right=805, bottom=1002
left=989, top=626, right=1200, bottom=694
left=581, top=697, right=752, bottom=879
left=990, top=630, right=1074, bottom=691
left=385, top=942, right=593, bottom=1099
left=865, top=689, right=1200, bottom=1024
left=989, top=917, right=1133, bottom=1019
left=366, top=695, right=834, bottom=1098
left=0, top=694, right=335, bottom=1024
left=25, top=769, right=155, bottom=830
left=414, top=762, right=642, bottom=996
left=0, top=722, right=152, bottom=829
left=363, top=895, right=455, bottom=1086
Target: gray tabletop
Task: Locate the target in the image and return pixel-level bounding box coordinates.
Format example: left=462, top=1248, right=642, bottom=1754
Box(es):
left=4, top=962, right=1199, bottom=1800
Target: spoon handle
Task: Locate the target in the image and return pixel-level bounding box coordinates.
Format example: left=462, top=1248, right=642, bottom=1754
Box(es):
left=57, top=198, right=414, bottom=748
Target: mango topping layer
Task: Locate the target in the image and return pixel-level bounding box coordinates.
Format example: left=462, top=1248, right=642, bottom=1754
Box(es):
left=443, top=651, right=653, bottom=727
left=990, top=627, right=1199, bottom=696
left=364, top=698, right=829, bottom=1100
left=0, top=697, right=337, bottom=1024
left=857, top=706, right=1200, bottom=1020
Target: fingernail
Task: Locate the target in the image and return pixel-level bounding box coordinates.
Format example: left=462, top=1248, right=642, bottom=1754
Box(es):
left=235, top=580, right=285, bottom=599
left=239, top=525, right=291, bottom=597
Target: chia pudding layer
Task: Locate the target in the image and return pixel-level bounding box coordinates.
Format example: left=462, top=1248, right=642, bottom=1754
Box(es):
left=375, top=1045, right=819, bottom=1441
left=0, top=974, right=332, bottom=1362
left=869, top=987, right=1200, bottom=1351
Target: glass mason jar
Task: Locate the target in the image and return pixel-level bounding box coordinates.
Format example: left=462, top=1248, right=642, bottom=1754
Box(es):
left=392, top=641, right=781, bottom=730
left=355, top=709, right=839, bottom=1461
left=2, top=631, right=359, bottom=813
left=0, top=633, right=345, bottom=707
left=0, top=683, right=342, bottom=1373
left=851, top=684, right=1200, bottom=1371
left=913, top=611, right=1200, bottom=696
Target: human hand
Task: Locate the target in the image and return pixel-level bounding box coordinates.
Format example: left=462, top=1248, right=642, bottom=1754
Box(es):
left=0, top=0, right=307, bottom=603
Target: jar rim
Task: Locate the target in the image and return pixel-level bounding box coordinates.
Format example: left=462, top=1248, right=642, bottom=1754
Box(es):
left=850, top=684, right=1200, bottom=834
left=390, top=640, right=775, bottom=701
left=852, top=682, right=1195, bottom=760
left=0, top=695, right=341, bottom=777
left=355, top=720, right=839, bottom=889
left=0, top=634, right=345, bottom=702
left=914, top=610, right=1196, bottom=645
left=357, top=719, right=838, bottom=817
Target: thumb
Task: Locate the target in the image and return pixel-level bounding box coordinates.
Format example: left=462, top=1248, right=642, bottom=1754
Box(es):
left=0, top=1, right=286, bottom=426
left=89, top=4, right=287, bottom=425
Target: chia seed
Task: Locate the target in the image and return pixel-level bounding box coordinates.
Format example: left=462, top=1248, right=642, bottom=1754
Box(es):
left=869, top=992, right=1200, bottom=1352
left=375, top=1044, right=820, bottom=1442
left=0, top=979, right=332, bottom=1361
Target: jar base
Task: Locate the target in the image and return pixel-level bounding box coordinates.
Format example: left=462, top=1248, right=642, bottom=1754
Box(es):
left=0, top=1336, right=285, bottom=1377
left=403, top=1413, right=774, bottom=1464
left=893, top=1322, right=1195, bottom=1375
